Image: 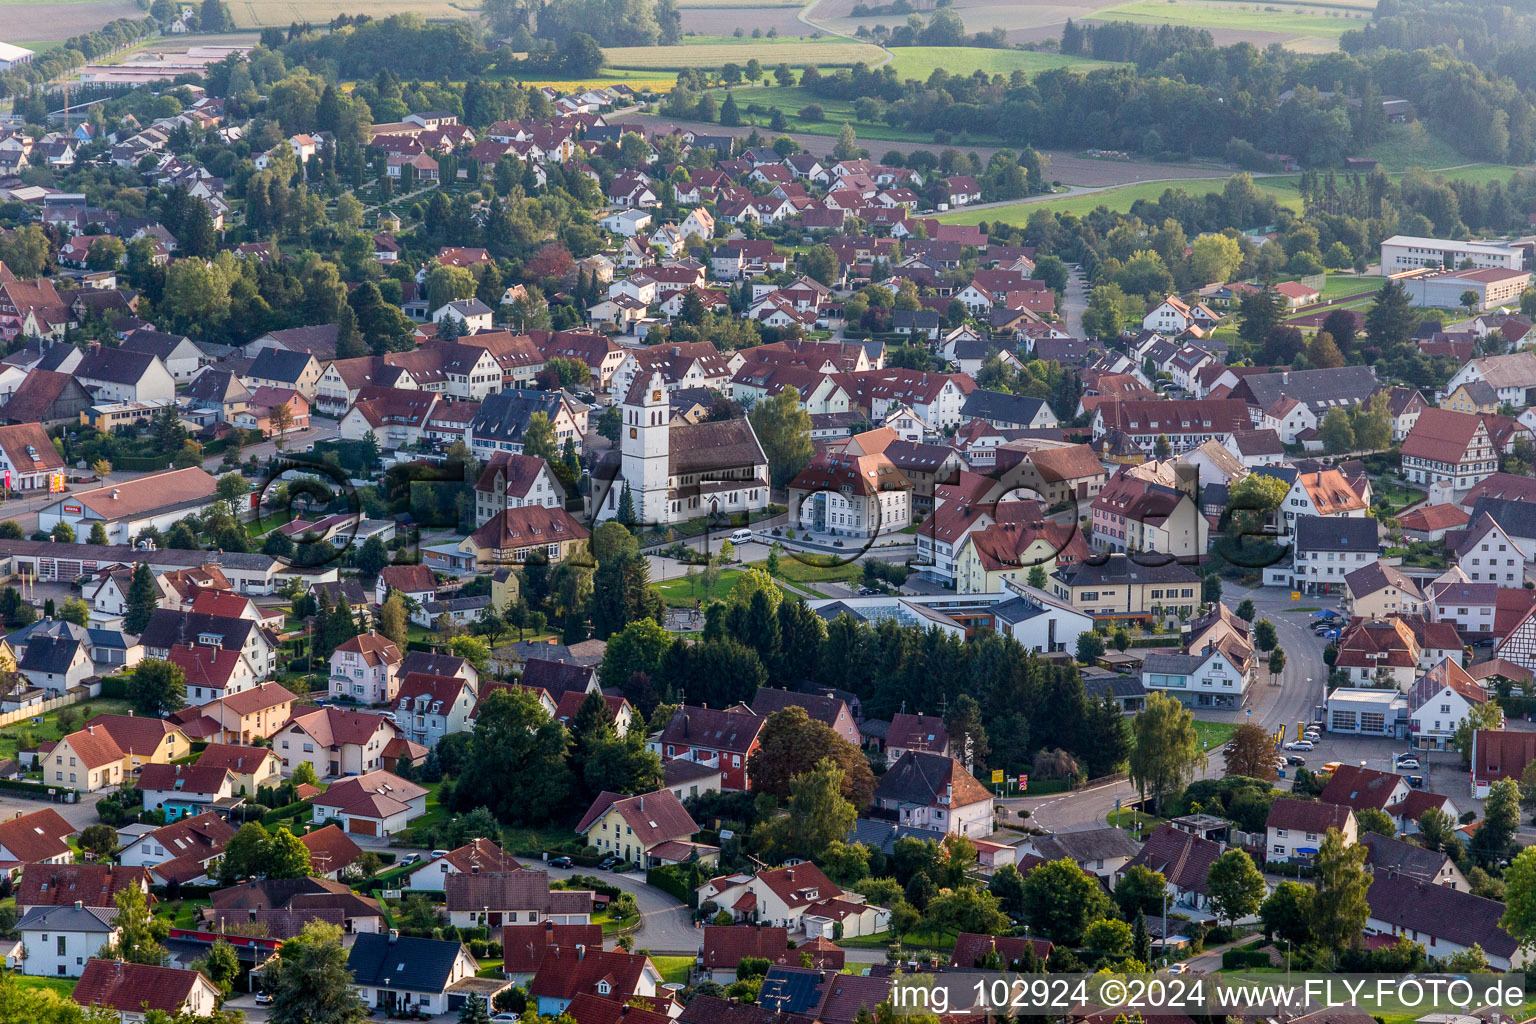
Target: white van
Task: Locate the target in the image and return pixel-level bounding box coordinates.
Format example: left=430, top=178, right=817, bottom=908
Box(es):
left=729, top=529, right=753, bottom=545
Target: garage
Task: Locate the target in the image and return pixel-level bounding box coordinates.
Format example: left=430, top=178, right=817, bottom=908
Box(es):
left=347, top=817, right=377, bottom=835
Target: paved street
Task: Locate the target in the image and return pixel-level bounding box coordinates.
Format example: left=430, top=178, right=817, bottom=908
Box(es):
left=1009, top=581, right=1468, bottom=833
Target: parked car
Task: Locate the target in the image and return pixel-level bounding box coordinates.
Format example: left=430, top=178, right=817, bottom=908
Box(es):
left=549, top=856, right=573, bottom=869
left=1395, top=755, right=1421, bottom=771
left=1322, top=761, right=1343, bottom=773
left=400, top=854, right=420, bottom=866
left=1407, top=775, right=1426, bottom=788
left=255, top=993, right=273, bottom=1006
left=1287, top=755, right=1307, bottom=766
left=1284, top=740, right=1314, bottom=751
left=598, top=855, right=619, bottom=869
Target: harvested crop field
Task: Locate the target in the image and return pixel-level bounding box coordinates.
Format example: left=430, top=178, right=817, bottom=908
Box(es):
left=227, top=0, right=478, bottom=27
left=605, top=40, right=885, bottom=69
left=680, top=8, right=815, bottom=35
left=2, top=0, right=142, bottom=43
left=885, top=46, right=1121, bottom=79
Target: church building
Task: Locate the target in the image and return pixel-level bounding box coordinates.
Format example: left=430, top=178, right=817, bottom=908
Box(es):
left=591, top=369, right=770, bottom=526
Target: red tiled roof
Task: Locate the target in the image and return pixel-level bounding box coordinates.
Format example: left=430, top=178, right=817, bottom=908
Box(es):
left=300, top=824, right=364, bottom=875
left=0, top=808, right=74, bottom=862
left=503, top=922, right=603, bottom=974
left=529, top=946, right=654, bottom=1002
left=576, top=788, right=698, bottom=846
left=950, top=932, right=1053, bottom=969
left=18, top=863, right=150, bottom=909
left=73, top=959, right=210, bottom=1015
left=333, top=630, right=401, bottom=667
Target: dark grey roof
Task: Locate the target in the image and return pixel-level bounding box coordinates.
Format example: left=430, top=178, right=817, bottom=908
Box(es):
left=847, top=818, right=947, bottom=855
left=1083, top=675, right=1148, bottom=701
left=519, top=657, right=596, bottom=699
left=138, top=609, right=261, bottom=654
left=37, top=344, right=80, bottom=372
left=74, top=347, right=161, bottom=384
left=1361, top=832, right=1455, bottom=884
left=17, top=904, right=118, bottom=932
left=401, top=651, right=474, bottom=678
left=961, top=389, right=1049, bottom=427
left=1028, top=826, right=1143, bottom=863
left=1365, top=872, right=1515, bottom=958
left=18, top=636, right=85, bottom=675
left=893, top=309, right=940, bottom=329
left=883, top=440, right=952, bottom=472
left=873, top=750, right=965, bottom=806
left=256, top=324, right=339, bottom=357
left=471, top=390, right=563, bottom=444
left=1141, top=653, right=1201, bottom=676
left=120, top=329, right=192, bottom=360
left=1471, top=497, right=1536, bottom=539
left=1234, top=365, right=1378, bottom=415
left=1251, top=465, right=1298, bottom=487
left=813, top=601, right=866, bottom=624
left=183, top=368, right=245, bottom=404
left=1293, top=515, right=1378, bottom=554
left=1057, top=553, right=1201, bottom=589
left=311, top=579, right=370, bottom=608
left=247, top=347, right=316, bottom=384
left=346, top=932, right=469, bottom=993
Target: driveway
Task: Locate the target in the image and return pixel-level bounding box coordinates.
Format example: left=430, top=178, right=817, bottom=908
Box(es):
left=0, top=791, right=100, bottom=829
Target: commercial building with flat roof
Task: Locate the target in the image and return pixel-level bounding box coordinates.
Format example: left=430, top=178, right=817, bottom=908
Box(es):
left=1326, top=687, right=1407, bottom=738
left=1400, top=267, right=1531, bottom=311
left=1380, top=235, right=1524, bottom=272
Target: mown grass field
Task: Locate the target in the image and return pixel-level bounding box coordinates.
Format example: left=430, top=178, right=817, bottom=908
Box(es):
left=885, top=46, right=1122, bottom=80
left=936, top=176, right=1305, bottom=224
left=228, top=0, right=476, bottom=27
left=605, top=39, right=885, bottom=69
left=709, top=82, right=1010, bottom=144
left=1364, top=121, right=1466, bottom=173
left=1085, top=0, right=1369, bottom=42
left=655, top=568, right=744, bottom=607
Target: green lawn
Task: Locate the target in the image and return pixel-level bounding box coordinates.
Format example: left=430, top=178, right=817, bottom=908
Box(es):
left=1192, top=719, right=1238, bottom=752
left=152, top=899, right=210, bottom=928
left=652, top=955, right=696, bottom=985
left=1106, top=808, right=1165, bottom=831
left=0, top=698, right=135, bottom=765
left=8, top=977, right=76, bottom=997
left=1319, top=274, right=1384, bottom=299
left=884, top=46, right=1123, bottom=80
left=936, top=176, right=1301, bottom=224
left=755, top=555, right=863, bottom=585
left=1084, top=0, right=1368, bottom=43
left=1364, top=122, right=1467, bottom=173
left=656, top=569, right=745, bottom=607
left=837, top=926, right=955, bottom=950
left=606, top=40, right=884, bottom=70
left=718, top=83, right=1007, bottom=145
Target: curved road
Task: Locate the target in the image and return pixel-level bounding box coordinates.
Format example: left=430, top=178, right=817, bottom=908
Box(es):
left=1010, top=582, right=1331, bottom=833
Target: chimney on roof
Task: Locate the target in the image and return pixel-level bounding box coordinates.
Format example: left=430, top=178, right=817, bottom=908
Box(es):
left=87, top=725, right=94, bottom=735
left=388, top=928, right=399, bottom=943
left=74, top=900, right=82, bottom=910
left=577, top=944, right=586, bottom=960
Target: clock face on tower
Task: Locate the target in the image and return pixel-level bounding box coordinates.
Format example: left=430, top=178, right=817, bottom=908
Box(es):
left=629, top=428, right=638, bottom=439
left=651, top=390, right=662, bottom=402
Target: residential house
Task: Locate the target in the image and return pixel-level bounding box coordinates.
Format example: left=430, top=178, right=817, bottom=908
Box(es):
left=393, top=672, right=478, bottom=748
left=656, top=705, right=764, bottom=791
left=528, top=946, right=661, bottom=1016
left=406, top=838, right=521, bottom=892
left=73, top=348, right=175, bottom=404
left=328, top=631, right=403, bottom=704
left=346, top=932, right=483, bottom=1017
left=1408, top=659, right=1492, bottom=752
left=18, top=907, right=122, bottom=976
left=871, top=752, right=992, bottom=838
left=72, top=959, right=221, bottom=1020
left=576, top=787, right=713, bottom=868
left=1344, top=562, right=1424, bottom=618
left=502, top=922, right=603, bottom=984
left=0, top=809, right=75, bottom=864
left=1364, top=873, right=1526, bottom=969
left=311, top=769, right=428, bottom=836
left=1265, top=798, right=1356, bottom=864
left=1116, top=823, right=1222, bottom=911
left=1402, top=409, right=1498, bottom=491
left=273, top=707, right=402, bottom=779
left=1290, top=516, right=1379, bottom=595
left=444, top=870, right=594, bottom=928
